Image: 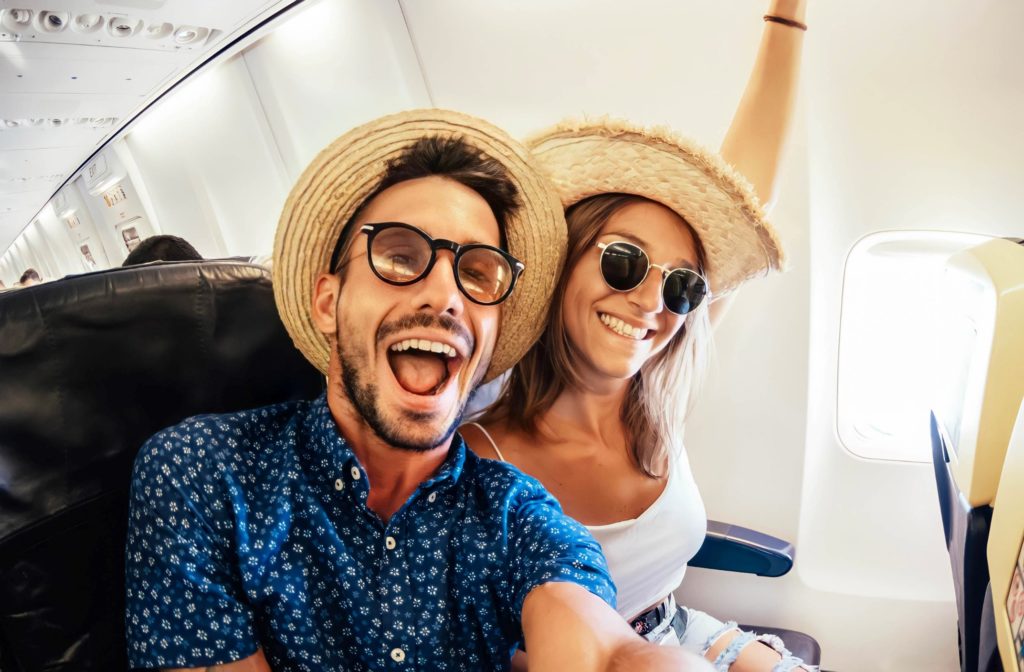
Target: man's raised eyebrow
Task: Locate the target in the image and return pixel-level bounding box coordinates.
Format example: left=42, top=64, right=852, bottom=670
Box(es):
left=601, top=230, right=698, bottom=270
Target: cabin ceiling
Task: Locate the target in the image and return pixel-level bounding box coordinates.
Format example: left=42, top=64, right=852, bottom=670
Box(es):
left=0, top=0, right=293, bottom=250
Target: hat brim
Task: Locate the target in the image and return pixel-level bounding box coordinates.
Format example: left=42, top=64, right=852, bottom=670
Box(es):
left=526, top=118, right=784, bottom=295
left=274, top=109, right=566, bottom=383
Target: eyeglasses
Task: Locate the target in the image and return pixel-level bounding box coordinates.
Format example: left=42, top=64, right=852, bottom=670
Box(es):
left=358, top=222, right=525, bottom=306
left=596, top=241, right=709, bottom=315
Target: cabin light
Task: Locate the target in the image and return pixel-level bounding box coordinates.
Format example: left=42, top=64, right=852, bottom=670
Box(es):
left=95, top=177, right=123, bottom=195
left=48, top=118, right=67, bottom=128
left=1, top=119, right=20, bottom=129
left=1, top=9, right=32, bottom=32
left=173, top=25, right=208, bottom=45
left=144, top=22, right=172, bottom=39
left=106, top=16, right=140, bottom=38
left=71, top=14, right=103, bottom=34
left=35, top=11, right=69, bottom=33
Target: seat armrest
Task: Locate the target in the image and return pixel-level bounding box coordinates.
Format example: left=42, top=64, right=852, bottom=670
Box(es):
left=687, top=520, right=795, bottom=577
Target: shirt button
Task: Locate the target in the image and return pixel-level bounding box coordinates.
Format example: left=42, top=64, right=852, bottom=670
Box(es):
left=350, top=466, right=361, bottom=480
left=385, top=536, right=397, bottom=550
left=427, top=492, right=437, bottom=503
left=390, top=647, right=405, bottom=662
left=334, top=478, right=344, bottom=491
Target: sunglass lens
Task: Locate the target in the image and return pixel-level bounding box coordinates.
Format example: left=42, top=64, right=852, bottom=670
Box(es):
left=663, top=269, right=707, bottom=315
left=601, top=242, right=648, bottom=291
left=369, top=226, right=431, bottom=283
left=458, top=247, right=513, bottom=304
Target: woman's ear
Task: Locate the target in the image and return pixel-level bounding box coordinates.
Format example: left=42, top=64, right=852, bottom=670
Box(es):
left=311, top=273, right=340, bottom=335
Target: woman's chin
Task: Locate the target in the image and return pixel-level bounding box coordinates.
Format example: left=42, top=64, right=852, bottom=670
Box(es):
left=583, top=359, right=643, bottom=386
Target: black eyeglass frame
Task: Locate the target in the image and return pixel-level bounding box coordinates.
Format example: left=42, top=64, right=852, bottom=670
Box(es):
left=360, top=222, right=525, bottom=306
left=595, top=240, right=710, bottom=315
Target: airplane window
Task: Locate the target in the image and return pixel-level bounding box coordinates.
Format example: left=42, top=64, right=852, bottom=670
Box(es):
left=837, top=230, right=991, bottom=462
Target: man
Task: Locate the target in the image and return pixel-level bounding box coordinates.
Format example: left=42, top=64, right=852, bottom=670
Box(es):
left=18, top=268, right=41, bottom=287
left=125, top=110, right=710, bottom=671
left=122, top=234, right=203, bottom=266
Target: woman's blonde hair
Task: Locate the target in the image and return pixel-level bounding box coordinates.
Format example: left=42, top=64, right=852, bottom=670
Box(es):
left=479, top=193, right=712, bottom=478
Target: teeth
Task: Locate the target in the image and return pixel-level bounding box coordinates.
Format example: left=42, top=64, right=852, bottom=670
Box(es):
left=389, top=339, right=458, bottom=358
left=599, top=313, right=648, bottom=340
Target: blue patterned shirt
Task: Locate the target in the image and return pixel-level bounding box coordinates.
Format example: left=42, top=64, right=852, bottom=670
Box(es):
left=125, top=394, right=614, bottom=670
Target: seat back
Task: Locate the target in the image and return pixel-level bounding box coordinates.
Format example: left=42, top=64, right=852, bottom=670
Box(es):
left=0, top=260, right=324, bottom=671
left=987, top=399, right=1024, bottom=672
left=930, top=238, right=1024, bottom=671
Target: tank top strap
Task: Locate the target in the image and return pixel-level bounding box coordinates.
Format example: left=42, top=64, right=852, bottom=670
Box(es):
left=465, top=422, right=508, bottom=462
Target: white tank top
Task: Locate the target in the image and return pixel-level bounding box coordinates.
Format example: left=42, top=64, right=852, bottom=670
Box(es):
left=467, top=423, right=707, bottom=619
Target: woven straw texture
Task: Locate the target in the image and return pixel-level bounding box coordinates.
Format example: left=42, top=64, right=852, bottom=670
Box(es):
left=527, top=118, right=785, bottom=295
left=273, top=109, right=567, bottom=383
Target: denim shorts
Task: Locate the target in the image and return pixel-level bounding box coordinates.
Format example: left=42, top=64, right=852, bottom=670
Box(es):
left=639, top=594, right=817, bottom=672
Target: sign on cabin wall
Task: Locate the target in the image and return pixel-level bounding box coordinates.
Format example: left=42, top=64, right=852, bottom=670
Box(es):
left=114, top=218, right=152, bottom=254
left=58, top=180, right=112, bottom=271
left=1009, top=540, right=1024, bottom=670
left=101, top=185, right=128, bottom=208
left=83, top=154, right=113, bottom=194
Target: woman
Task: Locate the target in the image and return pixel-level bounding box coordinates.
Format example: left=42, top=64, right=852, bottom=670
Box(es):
left=462, top=3, right=810, bottom=670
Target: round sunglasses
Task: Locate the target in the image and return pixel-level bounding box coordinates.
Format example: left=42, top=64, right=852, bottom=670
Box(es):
left=596, top=241, right=709, bottom=315
left=359, top=222, right=524, bottom=306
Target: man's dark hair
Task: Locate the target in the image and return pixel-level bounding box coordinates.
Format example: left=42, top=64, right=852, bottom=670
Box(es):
left=331, top=136, right=521, bottom=271
left=19, top=268, right=41, bottom=284
left=123, top=235, right=203, bottom=267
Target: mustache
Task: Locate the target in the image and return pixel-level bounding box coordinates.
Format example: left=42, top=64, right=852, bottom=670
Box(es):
left=376, top=312, right=474, bottom=353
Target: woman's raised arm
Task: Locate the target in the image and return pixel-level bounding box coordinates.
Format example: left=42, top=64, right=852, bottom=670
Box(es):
left=720, top=0, right=807, bottom=207
left=711, top=0, right=807, bottom=326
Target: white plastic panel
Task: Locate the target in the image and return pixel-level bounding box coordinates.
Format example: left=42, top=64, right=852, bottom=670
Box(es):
left=122, top=56, right=287, bottom=258
left=241, top=0, right=430, bottom=179
left=401, top=0, right=756, bottom=141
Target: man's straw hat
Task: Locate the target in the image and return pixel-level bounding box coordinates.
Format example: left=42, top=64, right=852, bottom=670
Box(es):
left=273, top=109, right=566, bottom=382
left=527, top=118, right=785, bottom=296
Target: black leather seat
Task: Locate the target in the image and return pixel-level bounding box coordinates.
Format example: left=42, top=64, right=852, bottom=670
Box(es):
left=0, top=260, right=323, bottom=671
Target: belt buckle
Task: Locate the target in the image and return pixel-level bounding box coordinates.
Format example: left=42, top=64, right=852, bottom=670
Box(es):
left=630, top=599, right=668, bottom=636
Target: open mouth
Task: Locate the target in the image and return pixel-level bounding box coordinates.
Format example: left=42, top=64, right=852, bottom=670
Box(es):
left=386, top=338, right=464, bottom=396
left=598, top=312, right=655, bottom=341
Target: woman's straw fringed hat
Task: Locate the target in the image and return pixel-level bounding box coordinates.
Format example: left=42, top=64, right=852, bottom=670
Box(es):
left=526, top=118, right=785, bottom=296
left=273, top=109, right=567, bottom=383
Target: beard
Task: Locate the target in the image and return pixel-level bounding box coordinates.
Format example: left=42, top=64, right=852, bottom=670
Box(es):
left=335, top=321, right=474, bottom=453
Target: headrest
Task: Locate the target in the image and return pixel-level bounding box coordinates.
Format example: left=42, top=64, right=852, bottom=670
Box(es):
left=0, top=259, right=323, bottom=669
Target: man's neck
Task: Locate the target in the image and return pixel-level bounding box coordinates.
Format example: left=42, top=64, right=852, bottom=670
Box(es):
left=326, top=391, right=452, bottom=522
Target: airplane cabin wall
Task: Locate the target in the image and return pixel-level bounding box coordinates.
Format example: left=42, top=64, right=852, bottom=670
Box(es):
left=399, top=0, right=1024, bottom=669
left=114, top=0, right=429, bottom=263
left=5, top=0, right=1023, bottom=669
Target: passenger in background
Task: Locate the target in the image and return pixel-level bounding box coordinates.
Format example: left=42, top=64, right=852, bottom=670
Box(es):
left=122, top=234, right=203, bottom=266
left=18, top=268, right=42, bottom=287
left=462, top=2, right=811, bottom=671
left=124, top=110, right=712, bottom=672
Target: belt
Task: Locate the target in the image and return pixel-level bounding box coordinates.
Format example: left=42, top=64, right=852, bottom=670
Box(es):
left=629, top=597, right=672, bottom=636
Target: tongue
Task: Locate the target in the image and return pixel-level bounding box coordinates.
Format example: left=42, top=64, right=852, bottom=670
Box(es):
left=390, top=352, right=447, bottom=395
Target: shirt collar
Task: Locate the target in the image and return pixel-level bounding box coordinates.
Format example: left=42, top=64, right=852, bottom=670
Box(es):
left=307, top=393, right=466, bottom=491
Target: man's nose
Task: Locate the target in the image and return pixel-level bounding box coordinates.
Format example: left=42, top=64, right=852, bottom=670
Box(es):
left=412, top=253, right=465, bottom=317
